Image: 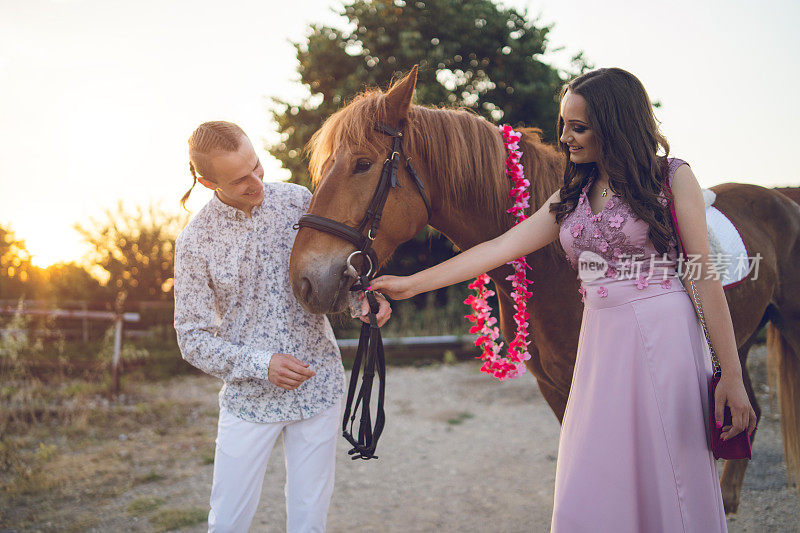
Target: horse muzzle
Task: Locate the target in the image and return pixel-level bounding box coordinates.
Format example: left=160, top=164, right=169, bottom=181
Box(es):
left=290, top=251, right=357, bottom=314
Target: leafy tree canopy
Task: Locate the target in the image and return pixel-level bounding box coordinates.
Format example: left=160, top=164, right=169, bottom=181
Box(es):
left=0, top=225, right=36, bottom=300
left=270, top=0, right=590, bottom=187
left=74, top=202, right=189, bottom=303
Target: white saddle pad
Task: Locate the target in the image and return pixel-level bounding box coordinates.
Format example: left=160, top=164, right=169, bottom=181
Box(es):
left=702, top=189, right=750, bottom=289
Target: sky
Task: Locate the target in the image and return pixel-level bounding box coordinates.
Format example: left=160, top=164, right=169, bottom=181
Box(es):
left=1, top=0, right=798, bottom=267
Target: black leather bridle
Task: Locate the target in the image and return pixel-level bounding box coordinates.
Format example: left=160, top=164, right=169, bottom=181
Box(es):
left=295, top=122, right=431, bottom=270
left=294, top=120, right=431, bottom=460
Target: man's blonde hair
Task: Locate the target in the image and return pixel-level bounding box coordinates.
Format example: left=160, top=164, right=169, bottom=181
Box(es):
left=182, top=121, right=247, bottom=210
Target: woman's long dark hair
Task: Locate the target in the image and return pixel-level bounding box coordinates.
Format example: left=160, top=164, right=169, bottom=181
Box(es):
left=549, top=68, right=675, bottom=255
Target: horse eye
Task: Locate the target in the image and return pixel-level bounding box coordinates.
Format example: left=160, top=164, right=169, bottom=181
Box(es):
left=353, top=159, right=372, bottom=174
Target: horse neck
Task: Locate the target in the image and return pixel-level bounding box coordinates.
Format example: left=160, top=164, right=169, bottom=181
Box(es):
left=425, top=132, right=564, bottom=277
left=430, top=199, right=511, bottom=253
left=419, top=118, right=511, bottom=249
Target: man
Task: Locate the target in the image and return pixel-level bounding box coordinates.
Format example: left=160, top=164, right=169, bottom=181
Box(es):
left=174, top=121, right=390, bottom=532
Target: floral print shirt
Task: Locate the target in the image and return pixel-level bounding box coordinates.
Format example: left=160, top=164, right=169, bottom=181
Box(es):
left=173, top=182, right=345, bottom=423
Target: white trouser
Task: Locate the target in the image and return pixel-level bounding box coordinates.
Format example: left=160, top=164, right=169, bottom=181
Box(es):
left=208, top=397, right=341, bottom=533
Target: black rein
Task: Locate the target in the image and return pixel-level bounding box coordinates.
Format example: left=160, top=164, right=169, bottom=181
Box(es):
left=293, top=121, right=431, bottom=460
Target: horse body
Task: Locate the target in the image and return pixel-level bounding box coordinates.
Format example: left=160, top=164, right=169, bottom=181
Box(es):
left=423, top=128, right=582, bottom=413
left=289, top=67, right=800, bottom=514
left=710, top=182, right=800, bottom=511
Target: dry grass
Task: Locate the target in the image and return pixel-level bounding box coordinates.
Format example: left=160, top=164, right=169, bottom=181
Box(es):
left=150, top=507, right=207, bottom=532
left=0, top=340, right=795, bottom=531
left=0, top=367, right=216, bottom=531
left=127, top=496, right=166, bottom=516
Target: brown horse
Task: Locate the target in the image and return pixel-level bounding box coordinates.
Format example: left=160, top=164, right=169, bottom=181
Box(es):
left=288, top=66, right=800, bottom=513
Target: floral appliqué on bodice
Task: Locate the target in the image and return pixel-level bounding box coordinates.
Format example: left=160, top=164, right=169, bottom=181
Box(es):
left=558, top=158, right=686, bottom=301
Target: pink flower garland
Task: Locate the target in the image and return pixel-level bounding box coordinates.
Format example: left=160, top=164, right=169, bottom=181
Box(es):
left=463, top=125, right=532, bottom=380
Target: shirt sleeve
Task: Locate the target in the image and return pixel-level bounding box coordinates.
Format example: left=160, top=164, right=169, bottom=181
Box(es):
left=173, top=235, right=274, bottom=384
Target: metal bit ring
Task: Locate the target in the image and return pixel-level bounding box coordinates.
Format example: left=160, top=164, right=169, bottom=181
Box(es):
left=345, top=251, right=373, bottom=279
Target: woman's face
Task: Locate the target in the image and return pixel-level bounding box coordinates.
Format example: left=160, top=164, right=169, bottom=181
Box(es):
left=559, top=89, right=602, bottom=166
left=198, top=135, right=265, bottom=210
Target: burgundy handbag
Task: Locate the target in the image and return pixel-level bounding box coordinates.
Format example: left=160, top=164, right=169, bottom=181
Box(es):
left=663, top=165, right=755, bottom=460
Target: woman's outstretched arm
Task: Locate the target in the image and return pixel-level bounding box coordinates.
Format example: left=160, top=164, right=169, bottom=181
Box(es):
left=369, top=188, right=563, bottom=299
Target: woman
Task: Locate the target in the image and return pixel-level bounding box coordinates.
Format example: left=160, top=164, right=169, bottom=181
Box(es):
left=369, top=68, right=757, bottom=532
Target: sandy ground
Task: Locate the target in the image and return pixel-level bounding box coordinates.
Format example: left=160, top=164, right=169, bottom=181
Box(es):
left=10, top=345, right=799, bottom=532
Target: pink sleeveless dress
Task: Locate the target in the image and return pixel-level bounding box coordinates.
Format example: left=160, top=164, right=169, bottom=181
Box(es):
left=552, top=158, right=728, bottom=532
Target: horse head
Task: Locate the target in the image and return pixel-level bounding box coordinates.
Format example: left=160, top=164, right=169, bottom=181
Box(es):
left=289, top=66, right=433, bottom=314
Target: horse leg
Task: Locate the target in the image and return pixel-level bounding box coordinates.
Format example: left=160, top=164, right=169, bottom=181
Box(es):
left=516, top=338, right=569, bottom=423
left=535, top=378, right=568, bottom=424
left=496, top=288, right=570, bottom=424
left=765, top=314, right=800, bottom=500
left=719, top=330, right=763, bottom=514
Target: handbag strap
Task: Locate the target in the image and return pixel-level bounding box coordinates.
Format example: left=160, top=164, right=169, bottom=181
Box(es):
left=662, top=161, right=722, bottom=376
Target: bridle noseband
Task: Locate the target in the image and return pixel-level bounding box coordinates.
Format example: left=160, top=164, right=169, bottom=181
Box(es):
left=293, top=120, right=431, bottom=460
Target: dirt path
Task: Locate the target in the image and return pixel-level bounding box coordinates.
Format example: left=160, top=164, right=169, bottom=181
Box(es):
left=10, top=346, right=799, bottom=532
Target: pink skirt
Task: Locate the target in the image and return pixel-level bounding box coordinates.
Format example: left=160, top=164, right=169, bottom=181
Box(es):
left=550, top=275, right=728, bottom=532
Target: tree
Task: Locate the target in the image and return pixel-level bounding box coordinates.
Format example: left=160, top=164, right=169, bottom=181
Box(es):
left=0, top=225, right=36, bottom=300
left=44, top=262, right=106, bottom=305
left=74, top=202, right=189, bottom=303
left=270, top=0, right=590, bottom=187
left=268, top=0, right=591, bottom=306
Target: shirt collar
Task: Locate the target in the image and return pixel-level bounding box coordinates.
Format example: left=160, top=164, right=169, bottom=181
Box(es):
left=210, top=189, right=265, bottom=221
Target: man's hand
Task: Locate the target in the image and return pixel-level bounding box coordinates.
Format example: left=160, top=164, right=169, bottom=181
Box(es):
left=358, top=292, right=392, bottom=327
left=268, top=353, right=316, bottom=390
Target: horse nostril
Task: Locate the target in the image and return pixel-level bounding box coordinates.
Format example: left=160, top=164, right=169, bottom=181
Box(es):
left=299, top=277, right=312, bottom=302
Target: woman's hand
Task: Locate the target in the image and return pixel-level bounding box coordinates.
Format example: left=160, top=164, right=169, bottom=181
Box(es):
left=714, top=373, right=758, bottom=441
left=367, top=275, right=417, bottom=300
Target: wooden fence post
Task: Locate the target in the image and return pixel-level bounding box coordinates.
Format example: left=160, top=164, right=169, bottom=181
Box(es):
left=81, top=301, right=89, bottom=342
left=111, top=315, right=123, bottom=396
left=0, top=307, right=140, bottom=397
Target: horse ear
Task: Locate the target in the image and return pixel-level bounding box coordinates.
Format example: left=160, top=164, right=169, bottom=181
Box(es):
left=384, top=65, right=418, bottom=124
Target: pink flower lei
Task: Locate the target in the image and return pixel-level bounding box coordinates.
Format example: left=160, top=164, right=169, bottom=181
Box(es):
left=463, top=125, right=532, bottom=380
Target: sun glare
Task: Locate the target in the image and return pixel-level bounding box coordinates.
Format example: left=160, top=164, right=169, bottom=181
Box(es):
left=23, top=228, right=86, bottom=269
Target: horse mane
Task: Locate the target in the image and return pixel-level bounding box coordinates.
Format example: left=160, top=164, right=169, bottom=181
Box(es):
left=306, top=88, right=565, bottom=234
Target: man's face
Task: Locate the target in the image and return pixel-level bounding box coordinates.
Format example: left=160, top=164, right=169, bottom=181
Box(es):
left=198, top=135, right=265, bottom=210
